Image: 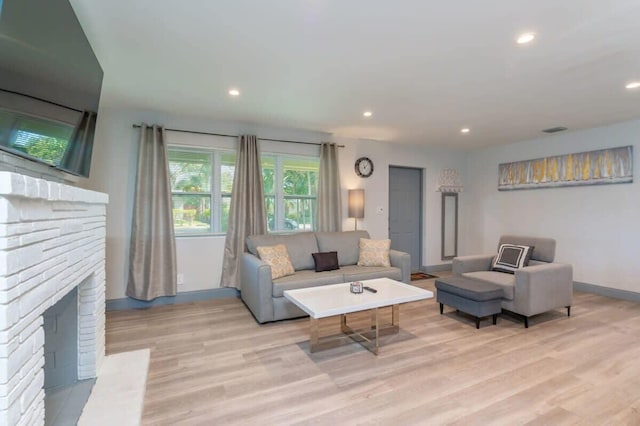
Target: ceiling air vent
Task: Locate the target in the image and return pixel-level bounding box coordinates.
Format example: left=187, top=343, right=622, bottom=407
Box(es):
left=542, top=126, right=568, bottom=134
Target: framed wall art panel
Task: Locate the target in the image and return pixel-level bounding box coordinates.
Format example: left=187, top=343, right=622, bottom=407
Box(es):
left=498, top=146, right=633, bottom=191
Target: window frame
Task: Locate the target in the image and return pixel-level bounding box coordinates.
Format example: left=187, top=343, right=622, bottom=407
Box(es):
left=168, top=145, right=319, bottom=236
left=168, top=145, right=235, bottom=237
left=264, top=154, right=319, bottom=233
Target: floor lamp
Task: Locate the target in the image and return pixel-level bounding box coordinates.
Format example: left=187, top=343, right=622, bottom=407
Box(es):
left=348, top=189, right=364, bottom=230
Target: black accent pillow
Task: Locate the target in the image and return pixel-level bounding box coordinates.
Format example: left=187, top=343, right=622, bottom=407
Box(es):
left=492, top=244, right=534, bottom=274
left=312, top=251, right=340, bottom=272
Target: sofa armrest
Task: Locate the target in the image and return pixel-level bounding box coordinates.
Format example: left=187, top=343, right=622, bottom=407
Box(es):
left=240, top=252, right=275, bottom=323
left=513, top=263, right=573, bottom=317
left=452, top=255, right=494, bottom=275
left=389, top=249, right=411, bottom=283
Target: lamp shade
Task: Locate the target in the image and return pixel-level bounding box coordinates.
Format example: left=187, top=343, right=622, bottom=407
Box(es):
left=348, top=189, right=365, bottom=219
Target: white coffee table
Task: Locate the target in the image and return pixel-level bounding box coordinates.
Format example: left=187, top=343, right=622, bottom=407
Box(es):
left=284, top=278, right=433, bottom=355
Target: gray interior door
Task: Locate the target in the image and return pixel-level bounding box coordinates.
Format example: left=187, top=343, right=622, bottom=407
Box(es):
left=43, top=287, right=78, bottom=389
left=389, top=166, right=423, bottom=272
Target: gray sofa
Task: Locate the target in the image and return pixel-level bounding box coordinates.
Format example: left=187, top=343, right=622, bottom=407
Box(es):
left=240, top=230, right=411, bottom=323
left=452, top=235, right=573, bottom=327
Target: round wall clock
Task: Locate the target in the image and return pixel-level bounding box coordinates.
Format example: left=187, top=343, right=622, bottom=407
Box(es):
left=355, top=157, right=374, bottom=178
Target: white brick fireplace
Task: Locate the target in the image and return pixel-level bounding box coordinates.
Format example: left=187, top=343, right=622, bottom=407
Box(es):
left=0, top=172, right=107, bottom=425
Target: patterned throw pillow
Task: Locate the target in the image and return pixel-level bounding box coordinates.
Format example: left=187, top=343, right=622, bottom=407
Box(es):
left=357, top=238, right=391, bottom=267
left=492, top=244, right=534, bottom=274
left=256, top=244, right=295, bottom=280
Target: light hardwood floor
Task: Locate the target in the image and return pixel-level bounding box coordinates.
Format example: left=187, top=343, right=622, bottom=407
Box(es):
left=106, top=278, right=640, bottom=425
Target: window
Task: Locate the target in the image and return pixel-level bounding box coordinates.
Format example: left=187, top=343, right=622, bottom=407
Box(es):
left=263, top=155, right=319, bottom=232
left=168, top=148, right=235, bottom=235
left=168, top=147, right=318, bottom=235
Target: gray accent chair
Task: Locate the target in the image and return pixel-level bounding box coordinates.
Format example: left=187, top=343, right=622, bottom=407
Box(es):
left=240, top=230, right=411, bottom=323
left=452, top=235, right=573, bottom=327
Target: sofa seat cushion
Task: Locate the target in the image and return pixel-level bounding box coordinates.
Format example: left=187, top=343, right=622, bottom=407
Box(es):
left=341, top=265, right=402, bottom=282
left=462, top=271, right=515, bottom=300
left=272, top=270, right=344, bottom=297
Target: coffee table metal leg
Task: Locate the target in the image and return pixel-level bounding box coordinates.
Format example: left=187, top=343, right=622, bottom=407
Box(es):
left=310, top=317, right=320, bottom=353
left=392, top=304, right=399, bottom=328
left=371, top=308, right=379, bottom=354
left=310, top=306, right=400, bottom=355
left=340, top=314, right=348, bottom=334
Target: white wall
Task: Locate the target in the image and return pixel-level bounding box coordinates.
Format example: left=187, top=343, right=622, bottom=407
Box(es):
left=336, top=137, right=467, bottom=266
left=462, top=119, right=640, bottom=292
left=83, top=105, right=466, bottom=300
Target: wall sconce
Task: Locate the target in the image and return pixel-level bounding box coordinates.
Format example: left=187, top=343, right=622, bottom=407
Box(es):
left=348, top=189, right=365, bottom=230
left=437, top=168, right=463, bottom=193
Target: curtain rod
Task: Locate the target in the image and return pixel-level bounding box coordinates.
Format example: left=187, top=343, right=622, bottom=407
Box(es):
left=131, top=124, right=344, bottom=147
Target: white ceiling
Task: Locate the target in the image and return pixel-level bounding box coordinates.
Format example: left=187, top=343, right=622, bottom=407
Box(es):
left=70, top=0, right=640, bottom=149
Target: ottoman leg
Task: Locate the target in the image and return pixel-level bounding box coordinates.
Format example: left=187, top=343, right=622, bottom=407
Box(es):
left=439, top=303, right=443, bottom=315
left=475, top=317, right=480, bottom=329
left=524, top=317, right=529, bottom=328
left=492, top=314, right=497, bottom=325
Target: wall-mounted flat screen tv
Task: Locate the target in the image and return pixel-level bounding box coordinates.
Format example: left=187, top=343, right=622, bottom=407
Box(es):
left=0, top=0, right=103, bottom=178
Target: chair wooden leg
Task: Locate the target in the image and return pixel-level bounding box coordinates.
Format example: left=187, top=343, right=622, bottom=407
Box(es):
left=524, top=317, right=529, bottom=328
left=566, top=305, right=571, bottom=317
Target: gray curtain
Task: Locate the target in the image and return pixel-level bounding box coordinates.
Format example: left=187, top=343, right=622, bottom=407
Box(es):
left=60, top=110, right=96, bottom=176
left=221, top=135, right=267, bottom=289
left=127, top=124, right=177, bottom=301
left=316, top=143, right=342, bottom=232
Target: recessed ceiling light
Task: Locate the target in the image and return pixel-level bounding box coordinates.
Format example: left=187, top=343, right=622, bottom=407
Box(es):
left=626, top=82, right=640, bottom=89
left=460, top=128, right=470, bottom=134
left=228, top=88, right=240, bottom=97
left=363, top=111, right=373, bottom=118
left=516, top=32, right=536, bottom=44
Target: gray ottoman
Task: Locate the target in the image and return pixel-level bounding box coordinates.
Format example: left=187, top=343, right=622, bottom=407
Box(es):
left=435, top=276, right=504, bottom=329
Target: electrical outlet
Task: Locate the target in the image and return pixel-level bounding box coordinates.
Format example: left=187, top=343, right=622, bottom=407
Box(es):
left=376, top=206, right=384, bottom=215
left=177, top=273, right=184, bottom=286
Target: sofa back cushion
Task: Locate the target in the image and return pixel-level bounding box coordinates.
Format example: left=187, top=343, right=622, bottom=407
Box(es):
left=315, top=230, right=370, bottom=266
left=499, top=235, right=555, bottom=263
left=246, top=232, right=319, bottom=270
